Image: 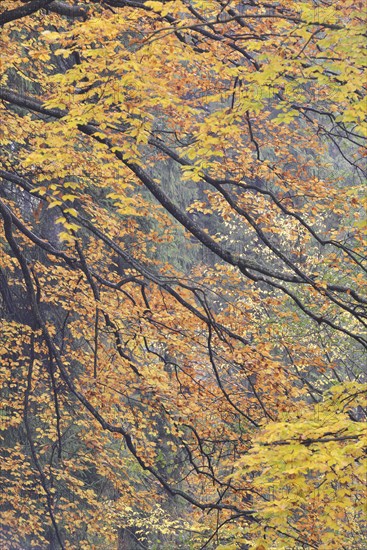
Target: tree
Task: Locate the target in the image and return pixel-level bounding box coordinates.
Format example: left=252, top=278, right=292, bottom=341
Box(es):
left=0, top=1, right=366, bottom=548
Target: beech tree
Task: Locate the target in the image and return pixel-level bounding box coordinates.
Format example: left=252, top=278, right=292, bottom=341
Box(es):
left=0, top=1, right=366, bottom=549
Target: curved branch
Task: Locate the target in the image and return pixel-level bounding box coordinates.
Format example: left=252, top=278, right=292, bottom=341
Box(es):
left=0, top=0, right=54, bottom=25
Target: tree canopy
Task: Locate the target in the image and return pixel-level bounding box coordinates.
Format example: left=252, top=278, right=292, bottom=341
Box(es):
left=0, top=1, right=366, bottom=549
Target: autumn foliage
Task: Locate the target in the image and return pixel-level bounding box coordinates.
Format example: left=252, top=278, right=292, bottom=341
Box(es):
left=0, top=1, right=366, bottom=549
